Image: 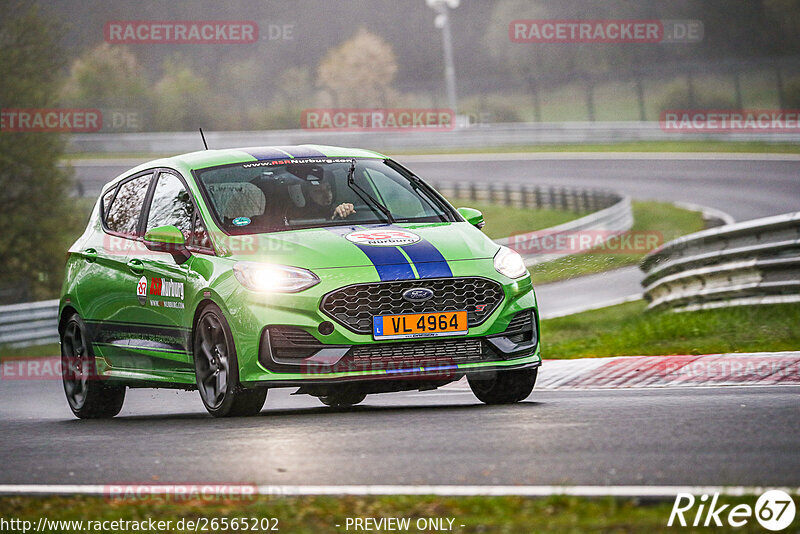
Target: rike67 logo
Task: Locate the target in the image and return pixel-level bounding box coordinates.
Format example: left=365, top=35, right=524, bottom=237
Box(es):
left=668, top=490, right=796, bottom=530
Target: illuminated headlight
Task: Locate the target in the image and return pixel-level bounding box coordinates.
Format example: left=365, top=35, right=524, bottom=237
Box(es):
left=493, top=246, right=528, bottom=279
left=233, top=262, right=320, bottom=293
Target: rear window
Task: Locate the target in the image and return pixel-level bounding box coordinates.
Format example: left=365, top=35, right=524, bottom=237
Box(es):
left=104, top=173, right=153, bottom=236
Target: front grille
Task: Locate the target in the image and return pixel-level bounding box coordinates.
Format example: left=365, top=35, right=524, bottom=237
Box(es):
left=350, top=338, right=483, bottom=362
left=505, top=311, right=532, bottom=333
left=347, top=338, right=486, bottom=371
left=266, top=326, right=320, bottom=360
left=320, top=277, right=505, bottom=334
left=502, top=310, right=535, bottom=344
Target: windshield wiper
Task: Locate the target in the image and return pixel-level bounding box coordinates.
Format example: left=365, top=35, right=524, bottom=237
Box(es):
left=346, top=159, right=394, bottom=224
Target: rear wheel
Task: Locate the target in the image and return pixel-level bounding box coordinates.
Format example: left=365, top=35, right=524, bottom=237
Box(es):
left=194, top=304, right=267, bottom=417
left=61, top=314, right=126, bottom=419
left=319, top=388, right=367, bottom=408
left=468, top=367, right=537, bottom=405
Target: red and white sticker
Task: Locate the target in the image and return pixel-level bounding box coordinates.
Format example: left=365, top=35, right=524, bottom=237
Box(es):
left=345, top=229, right=421, bottom=247
left=136, top=276, right=148, bottom=305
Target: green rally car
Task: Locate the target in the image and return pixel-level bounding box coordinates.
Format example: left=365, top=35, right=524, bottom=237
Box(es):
left=59, top=145, right=540, bottom=418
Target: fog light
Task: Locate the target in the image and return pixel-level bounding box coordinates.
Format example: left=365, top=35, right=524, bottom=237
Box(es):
left=318, top=321, right=334, bottom=336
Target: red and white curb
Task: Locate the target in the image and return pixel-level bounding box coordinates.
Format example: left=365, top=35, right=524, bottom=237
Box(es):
left=4, top=352, right=799, bottom=388
left=447, top=351, right=800, bottom=390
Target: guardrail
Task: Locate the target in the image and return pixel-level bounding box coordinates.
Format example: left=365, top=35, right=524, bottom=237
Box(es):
left=67, top=122, right=800, bottom=154
left=640, top=211, right=800, bottom=311
left=0, top=299, right=60, bottom=349
left=0, top=182, right=630, bottom=348
left=431, top=181, right=633, bottom=265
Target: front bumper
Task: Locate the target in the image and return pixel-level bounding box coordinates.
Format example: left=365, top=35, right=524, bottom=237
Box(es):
left=242, top=307, right=540, bottom=388
left=223, top=263, right=539, bottom=386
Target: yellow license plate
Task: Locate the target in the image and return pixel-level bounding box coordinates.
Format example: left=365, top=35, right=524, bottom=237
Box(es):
left=373, top=311, right=468, bottom=340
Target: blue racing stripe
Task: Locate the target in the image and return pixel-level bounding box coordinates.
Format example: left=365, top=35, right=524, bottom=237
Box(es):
left=353, top=245, right=416, bottom=281
left=401, top=240, right=453, bottom=278
left=324, top=226, right=416, bottom=281
left=274, top=145, right=327, bottom=158
left=240, top=147, right=293, bottom=160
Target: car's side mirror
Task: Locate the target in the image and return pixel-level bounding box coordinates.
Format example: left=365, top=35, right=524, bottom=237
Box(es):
left=143, top=225, right=191, bottom=263
left=457, top=207, right=485, bottom=229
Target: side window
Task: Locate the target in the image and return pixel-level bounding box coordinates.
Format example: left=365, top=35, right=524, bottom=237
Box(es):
left=191, top=210, right=212, bottom=249
left=101, top=187, right=116, bottom=220
left=105, top=173, right=153, bottom=236
left=145, top=172, right=194, bottom=242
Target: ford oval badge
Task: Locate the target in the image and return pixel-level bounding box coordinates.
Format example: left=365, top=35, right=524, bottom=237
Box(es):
left=402, top=288, right=434, bottom=303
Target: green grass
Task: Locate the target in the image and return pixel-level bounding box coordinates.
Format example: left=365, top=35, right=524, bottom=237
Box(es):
left=462, top=202, right=583, bottom=240
left=542, top=301, right=800, bottom=359
left=0, top=343, right=59, bottom=360
left=528, top=201, right=705, bottom=285
left=0, top=494, right=784, bottom=533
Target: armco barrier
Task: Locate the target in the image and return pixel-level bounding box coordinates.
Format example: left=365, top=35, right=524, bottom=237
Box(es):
left=640, top=211, right=800, bottom=311
left=431, top=181, right=633, bottom=265
left=0, top=299, right=60, bottom=349
left=0, top=183, right=630, bottom=348
left=67, top=122, right=800, bottom=154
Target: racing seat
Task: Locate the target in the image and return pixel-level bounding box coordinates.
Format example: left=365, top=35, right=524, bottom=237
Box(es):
left=206, top=182, right=266, bottom=224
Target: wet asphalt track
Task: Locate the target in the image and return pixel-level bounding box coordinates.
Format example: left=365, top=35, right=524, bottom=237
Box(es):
left=1, top=380, right=799, bottom=486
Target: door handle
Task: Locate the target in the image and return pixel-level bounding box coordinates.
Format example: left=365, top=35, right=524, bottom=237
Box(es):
left=127, top=258, right=144, bottom=274
left=83, top=248, right=98, bottom=263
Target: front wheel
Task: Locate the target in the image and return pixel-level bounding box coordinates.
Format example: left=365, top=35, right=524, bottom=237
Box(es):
left=61, top=314, right=126, bottom=419
left=193, top=304, right=267, bottom=417
left=468, top=367, right=537, bottom=405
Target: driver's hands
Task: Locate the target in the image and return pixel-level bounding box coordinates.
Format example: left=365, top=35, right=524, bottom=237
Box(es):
left=332, top=203, right=356, bottom=219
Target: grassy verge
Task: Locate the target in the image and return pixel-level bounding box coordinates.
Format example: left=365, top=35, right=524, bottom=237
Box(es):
left=0, top=494, right=779, bottom=533
left=0, top=343, right=59, bottom=360
left=462, top=202, right=583, bottom=240
left=63, top=141, right=800, bottom=160
left=528, top=201, right=705, bottom=285
left=542, top=301, right=800, bottom=359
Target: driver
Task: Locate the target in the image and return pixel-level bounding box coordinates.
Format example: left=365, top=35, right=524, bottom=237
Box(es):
left=305, top=180, right=356, bottom=220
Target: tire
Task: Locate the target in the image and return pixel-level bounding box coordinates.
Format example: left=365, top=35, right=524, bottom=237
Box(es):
left=319, top=388, right=367, bottom=408
left=468, top=367, right=537, bottom=405
left=61, top=313, right=126, bottom=419
left=193, top=304, right=267, bottom=417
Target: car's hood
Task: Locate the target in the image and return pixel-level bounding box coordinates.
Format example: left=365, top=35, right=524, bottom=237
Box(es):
left=220, top=222, right=499, bottom=270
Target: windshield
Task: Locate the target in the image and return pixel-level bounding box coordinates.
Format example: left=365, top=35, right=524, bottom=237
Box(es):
left=193, top=158, right=455, bottom=234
